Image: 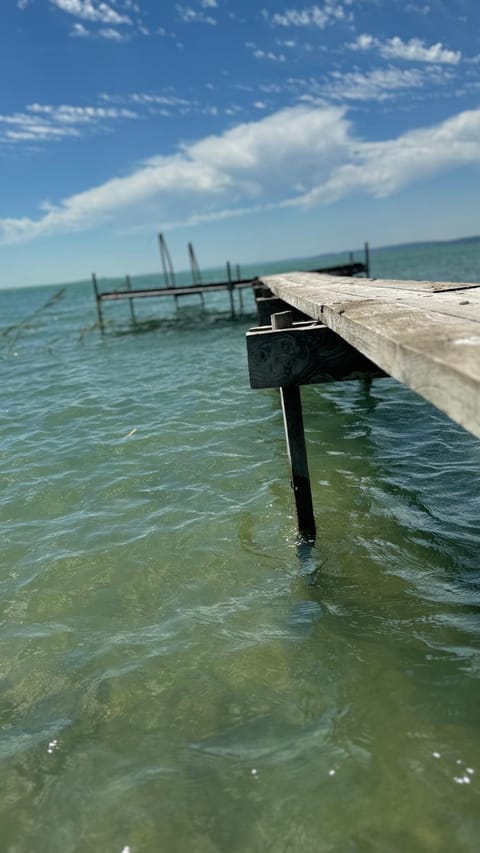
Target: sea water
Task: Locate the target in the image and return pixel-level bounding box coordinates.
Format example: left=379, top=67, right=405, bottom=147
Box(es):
left=0, top=239, right=479, bottom=852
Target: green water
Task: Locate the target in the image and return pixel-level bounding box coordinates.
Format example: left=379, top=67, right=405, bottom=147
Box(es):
left=0, top=239, right=479, bottom=851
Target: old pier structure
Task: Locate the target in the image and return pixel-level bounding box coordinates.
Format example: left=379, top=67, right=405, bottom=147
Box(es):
left=91, top=235, right=370, bottom=333
left=91, top=236, right=480, bottom=543
left=247, top=272, right=480, bottom=542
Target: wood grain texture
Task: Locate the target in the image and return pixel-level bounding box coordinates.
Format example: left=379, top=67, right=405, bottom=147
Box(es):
left=246, top=323, right=384, bottom=388
left=260, top=273, right=480, bottom=439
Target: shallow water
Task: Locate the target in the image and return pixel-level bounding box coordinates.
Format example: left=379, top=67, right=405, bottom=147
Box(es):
left=1, top=240, right=479, bottom=851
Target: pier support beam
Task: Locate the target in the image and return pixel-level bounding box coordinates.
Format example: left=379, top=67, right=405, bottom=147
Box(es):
left=92, top=273, right=105, bottom=334
left=126, top=275, right=136, bottom=325
left=226, top=262, right=236, bottom=319
left=246, top=312, right=385, bottom=541
left=272, top=312, right=316, bottom=541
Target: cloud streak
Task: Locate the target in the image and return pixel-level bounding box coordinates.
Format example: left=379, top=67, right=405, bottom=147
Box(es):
left=0, top=102, right=137, bottom=145
left=263, top=3, right=353, bottom=29
left=304, top=108, right=480, bottom=203
left=71, top=21, right=131, bottom=39
left=50, top=0, right=132, bottom=25
left=1, top=104, right=479, bottom=244
left=176, top=4, right=216, bottom=25
left=351, top=33, right=461, bottom=64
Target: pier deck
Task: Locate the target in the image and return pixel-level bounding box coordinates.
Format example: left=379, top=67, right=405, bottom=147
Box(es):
left=92, top=257, right=369, bottom=332
left=258, top=272, right=480, bottom=440
left=97, top=277, right=255, bottom=302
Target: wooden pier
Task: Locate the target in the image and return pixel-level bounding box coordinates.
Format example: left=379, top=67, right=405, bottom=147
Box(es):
left=246, top=272, right=480, bottom=541
left=91, top=263, right=369, bottom=333
left=91, top=238, right=370, bottom=333
left=92, top=273, right=256, bottom=332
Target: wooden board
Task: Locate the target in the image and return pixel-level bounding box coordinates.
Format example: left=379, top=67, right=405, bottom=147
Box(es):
left=260, top=273, right=480, bottom=439
left=98, top=278, right=255, bottom=301
left=246, top=322, right=384, bottom=388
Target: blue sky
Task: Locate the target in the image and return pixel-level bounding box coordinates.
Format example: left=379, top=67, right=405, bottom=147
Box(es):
left=2, top=0, right=480, bottom=286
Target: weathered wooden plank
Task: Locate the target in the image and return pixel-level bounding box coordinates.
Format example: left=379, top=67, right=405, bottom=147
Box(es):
left=263, top=272, right=480, bottom=295
left=246, top=322, right=385, bottom=388
left=259, top=280, right=480, bottom=324
left=386, top=291, right=480, bottom=323
left=338, top=277, right=477, bottom=293
left=260, top=272, right=480, bottom=439
left=98, top=278, right=256, bottom=301
left=259, top=275, right=480, bottom=315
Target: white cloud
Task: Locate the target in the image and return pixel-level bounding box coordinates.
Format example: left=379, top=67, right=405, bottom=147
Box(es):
left=304, top=108, right=480, bottom=203
left=3, top=124, right=80, bottom=143
left=405, top=3, right=431, bottom=14
left=246, top=42, right=286, bottom=62
left=1, top=105, right=480, bottom=245
left=0, top=89, right=226, bottom=147
left=254, top=49, right=286, bottom=62
left=384, top=36, right=461, bottom=64
left=350, top=33, right=461, bottom=65
left=98, top=26, right=130, bottom=41
left=71, top=21, right=132, bottom=41
left=286, top=65, right=451, bottom=103
left=50, top=1, right=131, bottom=25
left=127, top=93, right=192, bottom=107
left=28, top=104, right=137, bottom=122
left=263, top=3, right=352, bottom=29
left=352, top=33, right=374, bottom=50
left=0, top=106, right=350, bottom=241
left=71, top=22, right=90, bottom=36
left=0, top=102, right=137, bottom=145
left=102, top=90, right=228, bottom=117
left=326, top=66, right=441, bottom=101
left=176, top=4, right=216, bottom=24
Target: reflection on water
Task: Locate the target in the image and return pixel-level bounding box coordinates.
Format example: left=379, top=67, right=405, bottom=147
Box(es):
left=0, top=248, right=480, bottom=851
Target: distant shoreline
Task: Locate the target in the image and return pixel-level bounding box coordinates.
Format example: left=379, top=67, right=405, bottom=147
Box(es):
left=369, top=233, right=480, bottom=254
left=238, top=233, right=480, bottom=279
left=5, top=233, right=480, bottom=292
